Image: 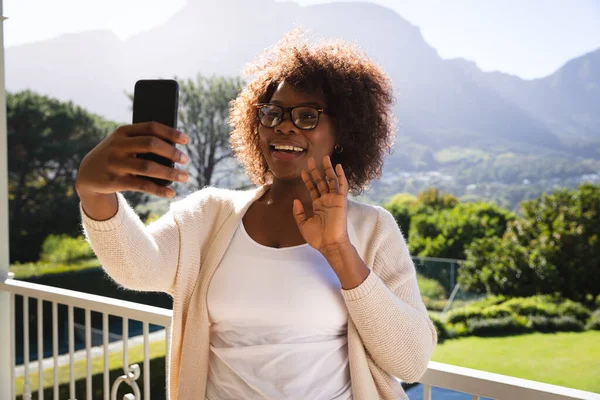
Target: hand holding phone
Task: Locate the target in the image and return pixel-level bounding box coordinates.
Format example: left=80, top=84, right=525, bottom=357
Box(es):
left=76, top=121, right=189, bottom=200
left=132, top=79, right=181, bottom=186
left=75, top=79, right=189, bottom=213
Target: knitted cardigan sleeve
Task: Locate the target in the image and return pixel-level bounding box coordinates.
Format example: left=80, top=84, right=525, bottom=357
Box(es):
left=341, top=206, right=438, bottom=383
left=79, top=192, right=182, bottom=296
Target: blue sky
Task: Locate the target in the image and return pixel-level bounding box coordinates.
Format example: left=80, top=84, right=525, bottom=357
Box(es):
left=4, top=0, right=600, bottom=79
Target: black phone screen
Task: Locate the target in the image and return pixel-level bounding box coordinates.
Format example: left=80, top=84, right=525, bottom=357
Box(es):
left=132, top=79, right=180, bottom=186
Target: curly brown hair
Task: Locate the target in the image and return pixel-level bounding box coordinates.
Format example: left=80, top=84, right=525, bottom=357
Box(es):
left=229, top=29, right=396, bottom=195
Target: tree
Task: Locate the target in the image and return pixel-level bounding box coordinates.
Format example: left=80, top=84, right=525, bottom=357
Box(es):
left=7, top=91, right=117, bottom=262
left=176, top=74, right=246, bottom=190
left=383, top=193, right=418, bottom=234
left=408, top=202, right=514, bottom=259
left=383, top=188, right=459, bottom=237
left=418, top=187, right=459, bottom=210
left=459, top=183, right=600, bottom=302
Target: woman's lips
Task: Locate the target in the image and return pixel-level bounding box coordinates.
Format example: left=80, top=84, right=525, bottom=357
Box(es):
left=270, top=148, right=307, bottom=162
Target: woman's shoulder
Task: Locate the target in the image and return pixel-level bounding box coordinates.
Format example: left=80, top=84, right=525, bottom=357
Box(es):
left=347, top=197, right=392, bottom=221
left=169, top=185, right=261, bottom=214
left=347, top=198, right=396, bottom=236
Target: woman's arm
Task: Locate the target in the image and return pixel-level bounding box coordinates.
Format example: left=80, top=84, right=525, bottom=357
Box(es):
left=80, top=192, right=181, bottom=296
left=340, top=207, right=437, bottom=383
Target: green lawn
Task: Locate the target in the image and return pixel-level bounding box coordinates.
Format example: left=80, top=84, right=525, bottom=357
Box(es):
left=432, top=331, right=600, bottom=393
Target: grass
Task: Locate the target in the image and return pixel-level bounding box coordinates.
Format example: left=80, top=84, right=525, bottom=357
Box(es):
left=432, top=331, right=600, bottom=393
left=9, top=259, right=101, bottom=279
left=15, top=337, right=167, bottom=395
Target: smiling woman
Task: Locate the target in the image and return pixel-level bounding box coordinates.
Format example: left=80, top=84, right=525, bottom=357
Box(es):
left=77, top=28, right=436, bottom=400
left=229, top=28, right=396, bottom=196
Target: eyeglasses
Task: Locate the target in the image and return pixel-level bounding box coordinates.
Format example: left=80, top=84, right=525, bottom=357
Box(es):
left=255, top=103, right=327, bottom=130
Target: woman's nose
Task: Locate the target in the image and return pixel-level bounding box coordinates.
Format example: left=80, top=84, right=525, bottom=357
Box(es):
left=275, top=111, right=298, bottom=134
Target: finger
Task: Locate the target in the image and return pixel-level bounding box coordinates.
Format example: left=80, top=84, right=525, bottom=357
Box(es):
left=292, top=199, right=308, bottom=229
left=126, top=136, right=189, bottom=164
left=308, top=156, right=329, bottom=195
left=336, top=163, right=348, bottom=196
left=119, top=157, right=189, bottom=183
left=323, top=155, right=339, bottom=194
left=119, top=175, right=177, bottom=198
left=118, top=122, right=189, bottom=145
left=301, top=169, right=320, bottom=202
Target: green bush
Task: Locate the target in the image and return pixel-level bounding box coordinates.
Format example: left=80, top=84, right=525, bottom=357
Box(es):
left=446, top=306, right=485, bottom=324
left=422, top=297, right=471, bottom=312
left=526, top=316, right=582, bottom=333
left=423, top=297, right=447, bottom=312
left=558, top=299, right=591, bottom=323
left=10, top=259, right=101, bottom=279
left=586, top=310, right=600, bottom=331
left=466, top=315, right=531, bottom=336
left=502, top=297, right=559, bottom=318
left=551, top=316, right=585, bottom=332
left=145, top=213, right=161, bottom=225
left=472, top=295, right=508, bottom=308
left=481, top=304, right=513, bottom=319
left=428, top=313, right=448, bottom=341
left=527, top=316, right=555, bottom=333
left=449, top=322, right=468, bottom=337
left=441, top=296, right=592, bottom=337
left=40, top=234, right=95, bottom=263
left=417, top=274, right=447, bottom=300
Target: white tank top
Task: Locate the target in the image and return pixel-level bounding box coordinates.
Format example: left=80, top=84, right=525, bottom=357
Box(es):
left=206, top=219, right=352, bottom=400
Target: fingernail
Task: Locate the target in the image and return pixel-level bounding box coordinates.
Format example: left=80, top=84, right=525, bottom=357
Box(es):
left=179, top=152, right=189, bottom=163
left=177, top=172, right=188, bottom=182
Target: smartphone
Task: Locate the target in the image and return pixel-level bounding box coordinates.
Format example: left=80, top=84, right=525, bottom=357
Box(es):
left=132, top=79, right=180, bottom=186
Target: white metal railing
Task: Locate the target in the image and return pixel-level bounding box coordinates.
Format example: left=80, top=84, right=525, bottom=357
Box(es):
left=418, top=361, right=600, bottom=400
left=2, top=278, right=600, bottom=400
left=0, top=277, right=172, bottom=400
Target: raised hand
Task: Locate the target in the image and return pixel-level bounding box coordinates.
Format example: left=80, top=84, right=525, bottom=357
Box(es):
left=292, top=155, right=351, bottom=256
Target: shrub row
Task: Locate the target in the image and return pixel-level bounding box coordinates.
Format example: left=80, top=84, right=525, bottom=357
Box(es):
left=445, top=295, right=593, bottom=325
left=437, top=295, right=596, bottom=338
left=587, top=310, right=600, bottom=331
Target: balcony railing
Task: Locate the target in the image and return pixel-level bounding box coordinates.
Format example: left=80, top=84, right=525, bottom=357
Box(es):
left=1, top=277, right=599, bottom=400
left=1, top=276, right=171, bottom=400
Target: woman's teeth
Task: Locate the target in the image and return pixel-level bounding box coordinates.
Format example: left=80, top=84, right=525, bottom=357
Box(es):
left=273, top=145, right=305, bottom=152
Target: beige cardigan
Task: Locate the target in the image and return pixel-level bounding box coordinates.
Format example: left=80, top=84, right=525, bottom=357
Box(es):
left=80, top=184, right=437, bottom=400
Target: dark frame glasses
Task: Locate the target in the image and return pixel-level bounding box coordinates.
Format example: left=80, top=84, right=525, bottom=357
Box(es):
left=255, top=103, right=328, bottom=130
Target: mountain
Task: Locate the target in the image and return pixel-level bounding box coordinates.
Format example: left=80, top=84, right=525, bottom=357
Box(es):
left=450, top=48, right=600, bottom=139
left=7, top=0, right=568, bottom=150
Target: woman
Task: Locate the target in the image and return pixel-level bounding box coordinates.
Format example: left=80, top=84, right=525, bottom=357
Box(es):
left=76, top=31, right=437, bottom=400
